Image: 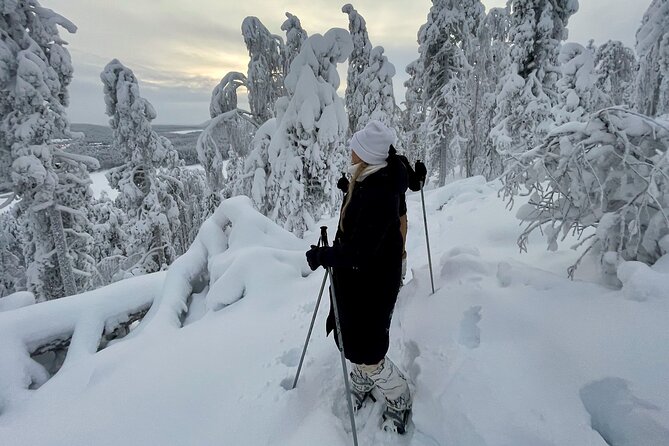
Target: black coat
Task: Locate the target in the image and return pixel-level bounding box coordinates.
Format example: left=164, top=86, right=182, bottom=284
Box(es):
left=319, top=157, right=408, bottom=365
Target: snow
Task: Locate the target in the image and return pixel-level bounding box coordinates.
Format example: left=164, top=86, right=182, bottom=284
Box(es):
left=0, top=177, right=667, bottom=445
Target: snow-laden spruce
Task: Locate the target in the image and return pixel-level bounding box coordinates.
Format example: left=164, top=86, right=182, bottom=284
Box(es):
left=0, top=0, right=99, bottom=300
left=281, top=12, right=308, bottom=76
left=635, top=0, right=669, bottom=117
left=552, top=43, right=610, bottom=126
left=356, top=46, right=396, bottom=129
left=470, top=7, right=511, bottom=178
left=491, top=0, right=579, bottom=157
left=265, top=28, right=353, bottom=236
left=197, top=71, right=255, bottom=200
left=342, top=3, right=373, bottom=134
left=407, top=0, right=485, bottom=185
left=101, top=59, right=203, bottom=276
left=242, top=17, right=285, bottom=123
left=594, top=40, right=637, bottom=109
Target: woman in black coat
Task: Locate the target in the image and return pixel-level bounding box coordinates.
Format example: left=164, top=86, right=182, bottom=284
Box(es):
left=306, top=120, right=412, bottom=433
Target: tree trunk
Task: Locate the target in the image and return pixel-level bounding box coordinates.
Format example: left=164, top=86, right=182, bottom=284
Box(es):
left=47, top=205, right=77, bottom=298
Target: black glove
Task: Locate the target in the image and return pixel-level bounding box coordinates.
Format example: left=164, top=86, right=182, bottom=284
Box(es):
left=337, top=173, right=349, bottom=193
left=306, top=245, right=322, bottom=271
left=414, top=161, right=427, bottom=183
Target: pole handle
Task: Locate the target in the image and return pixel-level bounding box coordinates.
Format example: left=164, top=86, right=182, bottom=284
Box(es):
left=320, top=226, right=329, bottom=247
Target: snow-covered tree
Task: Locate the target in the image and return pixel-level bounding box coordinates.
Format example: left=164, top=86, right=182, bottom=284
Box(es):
left=266, top=29, right=353, bottom=236
left=594, top=40, right=637, bottom=108
left=197, top=72, right=255, bottom=196
left=242, top=17, right=285, bottom=123
left=342, top=3, right=372, bottom=133
left=409, top=0, right=485, bottom=185
left=635, top=0, right=669, bottom=117
left=357, top=46, right=396, bottom=129
left=400, top=60, right=425, bottom=162
left=0, top=212, right=26, bottom=297
left=0, top=1, right=98, bottom=300
left=238, top=117, right=277, bottom=215
left=503, top=109, right=669, bottom=281
left=101, top=59, right=184, bottom=274
left=471, top=6, right=511, bottom=178
left=552, top=43, right=610, bottom=126
left=491, top=0, right=579, bottom=158
left=281, top=12, right=308, bottom=76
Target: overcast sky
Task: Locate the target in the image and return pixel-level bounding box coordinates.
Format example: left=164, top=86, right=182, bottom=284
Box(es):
left=53, top=1, right=648, bottom=126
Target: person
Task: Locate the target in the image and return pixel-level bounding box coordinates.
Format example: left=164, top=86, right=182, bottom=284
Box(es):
left=306, top=120, right=412, bottom=434
left=337, top=150, right=426, bottom=285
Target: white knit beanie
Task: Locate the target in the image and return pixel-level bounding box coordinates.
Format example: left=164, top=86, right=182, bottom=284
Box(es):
left=349, top=120, right=396, bottom=165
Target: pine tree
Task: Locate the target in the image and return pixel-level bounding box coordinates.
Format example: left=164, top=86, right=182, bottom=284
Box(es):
left=266, top=29, right=353, bottom=236
left=0, top=1, right=96, bottom=300
left=101, top=59, right=184, bottom=275
left=491, top=0, right=579, bottom=158
left=635, top=0, right=669, bottom=117
left=242, top=17, right=285, bottom=123
left=342, top=4, right=373, bottom=134
left=281, top=12, right=308, bottom=75
left=594, top=40, right=637, bottom=108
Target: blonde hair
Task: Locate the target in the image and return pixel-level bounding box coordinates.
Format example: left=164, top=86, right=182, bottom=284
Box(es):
left=339, top=162, right=368, bottom=232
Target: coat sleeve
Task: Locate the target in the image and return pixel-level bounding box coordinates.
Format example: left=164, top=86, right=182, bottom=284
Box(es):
left=398, top=155, right=421, bottom=192
left=318, top=188, right=399, bottom=269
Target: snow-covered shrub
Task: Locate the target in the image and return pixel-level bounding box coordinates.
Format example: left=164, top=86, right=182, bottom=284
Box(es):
left=504, top=109, right=669, bottom=279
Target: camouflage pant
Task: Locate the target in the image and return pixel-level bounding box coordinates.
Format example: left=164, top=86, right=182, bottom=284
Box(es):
left=350, top=357, right=412, bottom=411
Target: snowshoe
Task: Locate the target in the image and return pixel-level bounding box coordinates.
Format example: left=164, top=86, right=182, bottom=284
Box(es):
left=381, top=406, right=411, bottom=435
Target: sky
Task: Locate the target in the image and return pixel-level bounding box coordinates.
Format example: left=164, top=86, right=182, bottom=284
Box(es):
left=52, top=1, right=649, bottom=126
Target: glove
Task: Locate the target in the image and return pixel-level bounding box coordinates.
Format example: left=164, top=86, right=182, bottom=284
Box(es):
left=414, top=161, right=427, bottom=183
left=306, top=245, right=322, bottom=271
left=337, top=174, right=349, bottom=193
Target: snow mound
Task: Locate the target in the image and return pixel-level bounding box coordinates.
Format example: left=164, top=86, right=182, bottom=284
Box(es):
left=617, top=260, right=669, bottom=302
left=0, top=292, right=35, bottom=312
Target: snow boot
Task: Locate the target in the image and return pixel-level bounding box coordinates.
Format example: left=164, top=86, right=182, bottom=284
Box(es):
left=351, top=387, right=376, bottom=412
left=381, top=405, right=411, bottom=434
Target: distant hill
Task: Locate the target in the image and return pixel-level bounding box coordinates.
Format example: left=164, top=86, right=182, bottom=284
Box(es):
left=68, top=123, right=205, bottom=169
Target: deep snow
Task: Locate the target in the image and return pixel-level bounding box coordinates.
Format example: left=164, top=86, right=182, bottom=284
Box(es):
left=0, top=177, right=667, bottom=446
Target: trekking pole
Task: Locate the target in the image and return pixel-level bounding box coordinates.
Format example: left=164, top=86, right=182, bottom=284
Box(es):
left=322, top=227, right=359, bottom=446
left=292, top=233, right=329, bottom=389
left=420, top=179, right=435, bottom=294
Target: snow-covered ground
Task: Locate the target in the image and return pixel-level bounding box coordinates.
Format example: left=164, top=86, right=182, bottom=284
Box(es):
left=0, top=177, right=667, bottom=446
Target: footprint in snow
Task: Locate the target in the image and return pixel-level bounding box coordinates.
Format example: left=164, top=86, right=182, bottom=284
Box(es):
left=458, top=306, right=482, bottom=349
